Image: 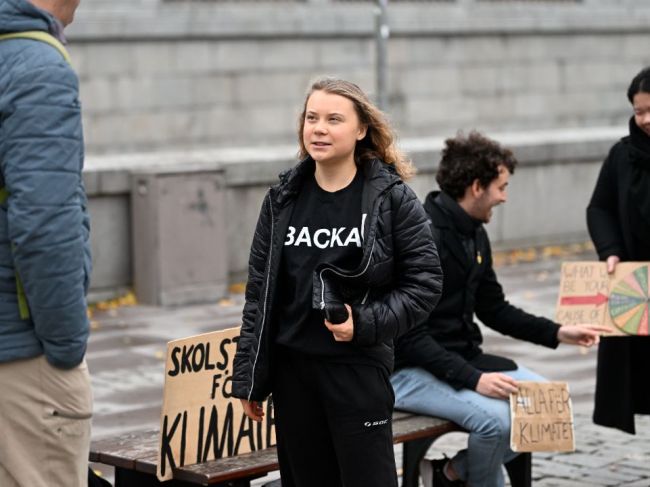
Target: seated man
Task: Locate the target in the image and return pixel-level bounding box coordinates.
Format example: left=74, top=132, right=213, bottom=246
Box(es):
left=392, top=131, right=605, bottom=487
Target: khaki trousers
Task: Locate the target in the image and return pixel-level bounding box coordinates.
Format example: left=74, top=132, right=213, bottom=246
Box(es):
left=0, top=355, right=92, bottom=487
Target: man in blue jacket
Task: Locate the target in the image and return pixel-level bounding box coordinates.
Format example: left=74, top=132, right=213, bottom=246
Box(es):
left=0, top=1, right=92, bottom=486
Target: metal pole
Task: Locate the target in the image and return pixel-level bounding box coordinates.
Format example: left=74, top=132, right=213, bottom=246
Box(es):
left=375, top=0, right=389, bottom=111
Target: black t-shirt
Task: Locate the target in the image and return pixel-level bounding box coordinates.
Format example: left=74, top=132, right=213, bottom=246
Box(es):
left=275, top=170, right=365, bottom=357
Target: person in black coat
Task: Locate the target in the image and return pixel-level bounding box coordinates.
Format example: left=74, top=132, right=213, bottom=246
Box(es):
left=232, top=77, right=442, bottom=487
left=587, top=66, right=650, bottom=434
left=393, top=132, right=605, bottom=487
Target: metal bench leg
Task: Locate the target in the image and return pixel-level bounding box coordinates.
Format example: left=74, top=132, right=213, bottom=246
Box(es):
left=402, top=438, right=436, bottom=487
left=504, top=452, right=532, bottom=487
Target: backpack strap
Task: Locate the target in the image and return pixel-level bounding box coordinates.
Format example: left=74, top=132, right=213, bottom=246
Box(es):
left=0, top=30, right=71, bottom=64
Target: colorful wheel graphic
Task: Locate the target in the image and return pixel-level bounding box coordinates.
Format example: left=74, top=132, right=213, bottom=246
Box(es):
left=609, top=266, right=650, bottom=335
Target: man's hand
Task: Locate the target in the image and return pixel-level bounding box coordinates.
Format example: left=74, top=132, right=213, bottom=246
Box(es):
left=324, top=304, right=354, bottom=342
left=240, top=399, right=264, bottom=422
left=606, top=255, right=620, bottom=274
left=475, top=372, right=519, bottom=399
left=557, top=325, right=609, bottom=347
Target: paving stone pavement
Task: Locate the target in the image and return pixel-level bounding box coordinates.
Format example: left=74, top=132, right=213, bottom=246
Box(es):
left=88, top=250, right=650, bottom=486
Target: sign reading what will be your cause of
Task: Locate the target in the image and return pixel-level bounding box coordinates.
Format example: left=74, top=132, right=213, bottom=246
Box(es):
left=555, top=261, right=650, bottom=336
left=510, top=381, right=575, bottom=453
left=157, top=327, right=276, bottom=481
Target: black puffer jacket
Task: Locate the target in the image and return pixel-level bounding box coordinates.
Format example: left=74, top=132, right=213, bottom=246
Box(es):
left=395, top=191, right=560, bottom=390
left=233, top=158, right=442, bottom=401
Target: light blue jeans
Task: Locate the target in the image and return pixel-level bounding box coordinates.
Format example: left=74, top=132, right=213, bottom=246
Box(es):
left=391, top=366, right=545, bottom=487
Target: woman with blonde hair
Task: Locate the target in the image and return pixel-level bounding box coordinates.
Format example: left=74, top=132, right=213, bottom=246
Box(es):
left=233, top=77, right=442, bottom=487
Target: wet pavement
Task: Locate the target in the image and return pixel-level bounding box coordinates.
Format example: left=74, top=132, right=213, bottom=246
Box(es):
left=87, top=249, right=650, bottom=486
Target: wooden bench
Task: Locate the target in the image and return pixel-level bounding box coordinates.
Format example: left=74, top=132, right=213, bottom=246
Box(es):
left=90, top=411, right=531, bottom=487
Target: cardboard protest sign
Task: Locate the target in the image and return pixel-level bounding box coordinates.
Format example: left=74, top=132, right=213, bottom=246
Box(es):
left=555, top=261, right=650, bottom=336
left=156, top=327, right=275, bottom=481
left=510, top=382, right=575, bottom=452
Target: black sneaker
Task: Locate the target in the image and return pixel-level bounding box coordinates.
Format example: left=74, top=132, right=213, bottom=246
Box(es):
left=420, top=457, right=465, bottom=486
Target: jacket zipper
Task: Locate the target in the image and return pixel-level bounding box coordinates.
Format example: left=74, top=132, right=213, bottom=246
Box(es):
left=248, top=193, right=274, bottom=401
left=318, top=185, right=396, bottom=310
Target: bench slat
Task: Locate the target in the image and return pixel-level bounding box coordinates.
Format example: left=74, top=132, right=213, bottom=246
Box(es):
left=393, top=413, right=462, bottom=443
left=92, top=430, right=159, bottom=470
left=90, top=413, right=460, bottom=484
left=174, top=447, right=279, bottom=484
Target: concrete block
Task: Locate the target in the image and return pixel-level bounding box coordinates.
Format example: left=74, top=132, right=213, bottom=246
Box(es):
left=226, top=186, right=270, bottom=282
left=83, top=113, right=129, bottom=153
left=132, top=42, right=176, bottom=76
left=475, top=95, right=517, bottom=124
left=166, top=109, right=217, bottom=145
left=318, top=39, right=373, bottom=68
left=553, top=34, right=625, bottom=61
left=212, top=40, right=320, bottom=72
left=460, top=65, right=501, bottom=96
left=112, top=76, right=158, bottom=111
left=231, top=71, right=311, bottom=105
left=551, top=90, right=626, bottom=118
left=83, top=170, right=101, bottom=195
left=562, top=61, right=635, bottom=90
left=260, top=39, right=321, bottom=70
left=499, top=161, right=600, bottom=245
left=394, top=66, right=461, bottom=96
left=512, top=93, right=554, bottom=119
left=79, top=77, right=114, bottom=113
left=152, top=76, right=196, bottom=109
left=207, top=103, right=300, bottom=147
left=209, top=41, right=263, bottom=73
left=98, top=170, right=131, bottom=195
left=131, top=170, right=228, bottom=305
left=388, top=38, right=444, bottom=67
left=88, top=195, right=131, bottom=292
left=81, top=43, right=133, bottom=77
left=404, top=95, right=477, bottom=130
left=190, top=75, right=236, bottom=107
left=172, top=41, right=213, bottom=74
left=503, top=35, right=560, bottom=63
left=449, top=36, right=509, bottom=64
left=621, top=33, right=650, bottom=62
left=67, top=44, right=86, bottom=78
left=498, top=63, right=562, bottom=94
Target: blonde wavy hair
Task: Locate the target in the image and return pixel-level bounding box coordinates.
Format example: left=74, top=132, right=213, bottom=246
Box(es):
left=297, top=77, right=415, bottom=180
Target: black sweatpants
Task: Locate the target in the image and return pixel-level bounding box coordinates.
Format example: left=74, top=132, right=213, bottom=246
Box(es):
left=272, top=351, right=398, bottom=487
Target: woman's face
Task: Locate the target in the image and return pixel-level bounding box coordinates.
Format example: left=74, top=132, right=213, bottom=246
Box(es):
left=633, top=92, right=650, bottom=137
left=302, top=90, right=367, bottom=168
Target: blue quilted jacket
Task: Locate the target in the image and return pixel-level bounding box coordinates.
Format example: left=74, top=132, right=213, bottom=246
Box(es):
left=0, top=0, right=91, bottom=369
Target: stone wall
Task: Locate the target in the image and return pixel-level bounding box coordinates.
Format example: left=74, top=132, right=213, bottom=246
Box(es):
left=67, top=0, right=650, bottom=154
left=83, top=127, right=624, bottom=301
left=63, top=0, right=645, bottom=301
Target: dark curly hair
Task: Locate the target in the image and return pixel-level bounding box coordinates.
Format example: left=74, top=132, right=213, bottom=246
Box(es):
left=436, top=131, right=517, bottom=200
left=628, top=66, right=650, bottom=103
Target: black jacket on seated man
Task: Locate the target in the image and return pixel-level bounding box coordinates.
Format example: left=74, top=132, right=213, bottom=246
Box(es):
left=395, top=190, right=561, bottom=390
